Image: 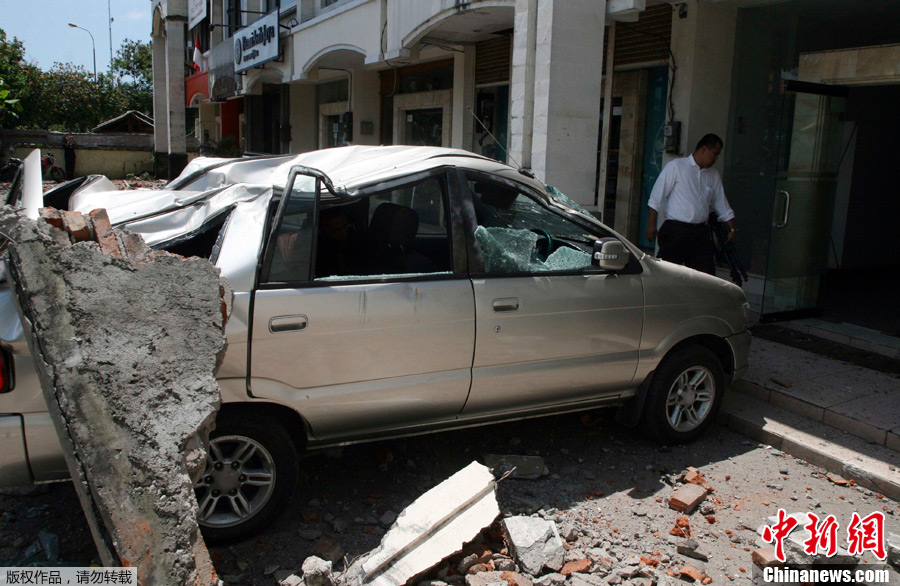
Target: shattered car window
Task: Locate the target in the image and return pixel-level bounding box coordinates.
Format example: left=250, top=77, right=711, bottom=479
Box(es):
left=468, top=177, right=612, bottom=274
left=267, top=175, right=317, bottom=283
left=544, top=184, right=593, bottom=217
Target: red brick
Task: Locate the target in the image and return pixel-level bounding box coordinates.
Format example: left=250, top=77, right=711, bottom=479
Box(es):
left=62, top=211, right=92, bottom=242
left=88, top=209, right=121, bottom=259
left=669, top=484, right=708, bottom=514
left=560, top=559, right=591, bottom=575
left=678, top=566, right=703, bottom=582
left=751, top=547, right=781, bottom=568
left=39, top=208, right=64, bottom=231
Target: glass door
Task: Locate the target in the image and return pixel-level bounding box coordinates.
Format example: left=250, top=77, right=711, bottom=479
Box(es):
left=760, top=80, right=847, bottom=321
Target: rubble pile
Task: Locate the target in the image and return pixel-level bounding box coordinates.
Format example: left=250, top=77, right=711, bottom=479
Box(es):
left=0, top=206, right=231, bottom=585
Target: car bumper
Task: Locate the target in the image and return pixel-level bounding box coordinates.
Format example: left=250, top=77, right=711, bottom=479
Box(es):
left=726, top=330, right=752, bottom=382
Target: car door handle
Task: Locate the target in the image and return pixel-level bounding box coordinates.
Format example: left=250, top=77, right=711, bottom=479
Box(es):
left=492, top=298, right=520, bottom=312
left=269, top=315, right=308, bottom=333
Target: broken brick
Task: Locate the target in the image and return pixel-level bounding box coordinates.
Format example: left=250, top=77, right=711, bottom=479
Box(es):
left=88, top=209, right=122, bottom=259
left=669, top=484, right=708, bottom=514
left=61, top=210, right=92, bottom=242
left=39, top=208, right=64, bottom=231
left=827, top=473, right=848, bottom=485
left=702, top=577, right=712, bottom=585
left=669, top=516, right=692, bottom=539
left=560, top=559, right=591, bottom=575
left=751, top=547, right=781, bottom=568
left=678, top=566, right=703, bottom=582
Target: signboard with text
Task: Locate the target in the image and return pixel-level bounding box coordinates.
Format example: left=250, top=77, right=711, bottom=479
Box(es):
left=233, top=10, right=280, bottom=74
left=188, top=0, right=207, bottom=29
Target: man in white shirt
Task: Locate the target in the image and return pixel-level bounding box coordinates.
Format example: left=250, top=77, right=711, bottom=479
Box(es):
left=645, top=133, right=737, bottom=275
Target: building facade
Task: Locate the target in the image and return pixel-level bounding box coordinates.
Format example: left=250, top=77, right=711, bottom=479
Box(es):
left=152, top=0, right=900, bottom=333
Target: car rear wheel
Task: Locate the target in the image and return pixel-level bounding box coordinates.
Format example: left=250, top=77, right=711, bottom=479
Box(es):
left=194, top=413, right=299, bottom=543
left=643, top=345, right=724, bottom=444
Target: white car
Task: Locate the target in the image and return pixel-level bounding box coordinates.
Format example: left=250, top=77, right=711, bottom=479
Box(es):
left=0, top=146, right=751, bottom=542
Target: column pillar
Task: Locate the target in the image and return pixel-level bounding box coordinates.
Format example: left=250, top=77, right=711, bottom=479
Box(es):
left=451, top=46, right=476, bottom=151
left=351, top=70, right=381, bottom=146
left=164, top=12, right=188, bottom=179
left=531, top=0, right=606, bottom=206
left=152, top=18, right=169, bottom=174
left=509, top=0, right=538, bottom=169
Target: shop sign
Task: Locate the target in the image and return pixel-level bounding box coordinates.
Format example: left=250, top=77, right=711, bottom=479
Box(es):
left=233, top=10, right=279, bottom=74
left=188, top=0, right=207, bottom=29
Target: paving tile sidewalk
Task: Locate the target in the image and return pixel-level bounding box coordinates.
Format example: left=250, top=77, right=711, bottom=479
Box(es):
left=734, top=337, right=900, bottom=452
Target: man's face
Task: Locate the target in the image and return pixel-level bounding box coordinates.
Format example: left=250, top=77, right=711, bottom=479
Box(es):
left=696, top=144, right=722, bottom=169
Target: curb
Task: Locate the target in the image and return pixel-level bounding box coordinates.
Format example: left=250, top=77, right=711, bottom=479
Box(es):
left=719, top=384, right=900, bottom=502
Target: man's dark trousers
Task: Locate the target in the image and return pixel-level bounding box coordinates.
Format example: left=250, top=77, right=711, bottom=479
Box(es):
left=657, top=220, right=715, bottom=275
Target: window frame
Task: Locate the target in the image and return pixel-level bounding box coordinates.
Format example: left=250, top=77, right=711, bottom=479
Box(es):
left=457, top=169, right=641, bottom=278
left=257, top=166, right=467, bottom=290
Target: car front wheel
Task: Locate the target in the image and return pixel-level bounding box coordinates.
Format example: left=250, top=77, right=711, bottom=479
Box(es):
left=194, top=413, right=299, bottom=543
left=643, top=345, right=724, bottom=444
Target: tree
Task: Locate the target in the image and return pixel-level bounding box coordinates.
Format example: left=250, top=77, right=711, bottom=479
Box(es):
left=0, top=29, right=37, bottom=127
left=111, top=39, right=152, bottom=115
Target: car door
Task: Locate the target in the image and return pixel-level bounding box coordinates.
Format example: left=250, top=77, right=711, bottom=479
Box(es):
left=249, top=168, right=475, bottom=442
left=458, top=170, right=644, bottom=417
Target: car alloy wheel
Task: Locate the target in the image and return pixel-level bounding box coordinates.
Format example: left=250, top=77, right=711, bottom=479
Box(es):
left=665, top=365, right=715, bottom=432
left=194, top=434, right=276, bottom=529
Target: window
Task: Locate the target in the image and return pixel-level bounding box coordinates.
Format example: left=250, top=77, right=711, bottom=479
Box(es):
left=316, top=175, right=453, bottom=280
left=467, top=176, right=612, bottom=274
left=267, top=175, right=317, bottom=283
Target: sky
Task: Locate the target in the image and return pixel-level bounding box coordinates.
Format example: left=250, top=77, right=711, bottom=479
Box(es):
left=3, top=0, right=154, bottom=74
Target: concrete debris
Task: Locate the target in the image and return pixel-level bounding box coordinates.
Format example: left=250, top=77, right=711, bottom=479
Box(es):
left=669, top=484, right=708, bottom=514
left=279, top=575, right=305, bottom=586
left=503, top=516, right=565, bottom=575
left=341, top=462, right=499, bottom=586
left=888, top=533, right=900, bottom=568
left=676, top=540, right=708, bottom=562
left=532, top=573, right=566, bottom=586
left=0, top=206, right=230, bottom=585
left=312, top=536, right=346, bottom=564
left=465, top=571, right=533, bottom=586
left=484, top=455, right=549, bottom=480
left=303, top=556, right=335, bottom=586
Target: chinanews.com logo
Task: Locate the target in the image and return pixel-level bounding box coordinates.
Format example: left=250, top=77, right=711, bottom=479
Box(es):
left=758, top=509, right=892, bottom=584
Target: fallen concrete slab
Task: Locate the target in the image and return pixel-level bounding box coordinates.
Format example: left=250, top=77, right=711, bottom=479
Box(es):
left=0, top=206, right=230, bottom=585
left=340, top=461, right=499, bottom=586
left=503, top=517, right=565, bottom=575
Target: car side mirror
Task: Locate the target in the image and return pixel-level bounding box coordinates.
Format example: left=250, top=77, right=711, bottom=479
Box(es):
left=591, top=238, right=629, bottom=271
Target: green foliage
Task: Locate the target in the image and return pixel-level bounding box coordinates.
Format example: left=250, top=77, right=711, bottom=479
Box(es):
left=111, top=39, right=152, bottom=115
left=0, top=29, right=38, bottom=127
left=0, top=29, right=153, bottom=131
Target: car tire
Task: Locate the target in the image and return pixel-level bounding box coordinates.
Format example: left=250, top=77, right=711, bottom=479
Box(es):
left=643, top=345, right=724, bottom=444
left=195, top=412, right=299, bottom=544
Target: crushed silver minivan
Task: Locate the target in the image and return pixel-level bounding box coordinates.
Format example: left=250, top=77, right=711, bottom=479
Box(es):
left=0, top=145, right=750, bottom=541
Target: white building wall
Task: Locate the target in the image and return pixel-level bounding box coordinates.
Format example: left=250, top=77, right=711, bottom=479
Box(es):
left=291, top=0, right=382, bottom=79
left=351, top=70, right=382, bottom=145
left=668, top=0, right=737, bottom=167
left=290, top=82, right=317, bottom=153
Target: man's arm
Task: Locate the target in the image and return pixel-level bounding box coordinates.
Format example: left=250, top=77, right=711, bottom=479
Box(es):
left=646, top=208, right=659, bottom=242
left=710, top=173, right=736, bottom=243
left=645, top=163, right=675, bottom=242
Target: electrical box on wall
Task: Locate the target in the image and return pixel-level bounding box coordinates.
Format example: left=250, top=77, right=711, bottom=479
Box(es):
left=664, top=121, right=681, bottom=153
